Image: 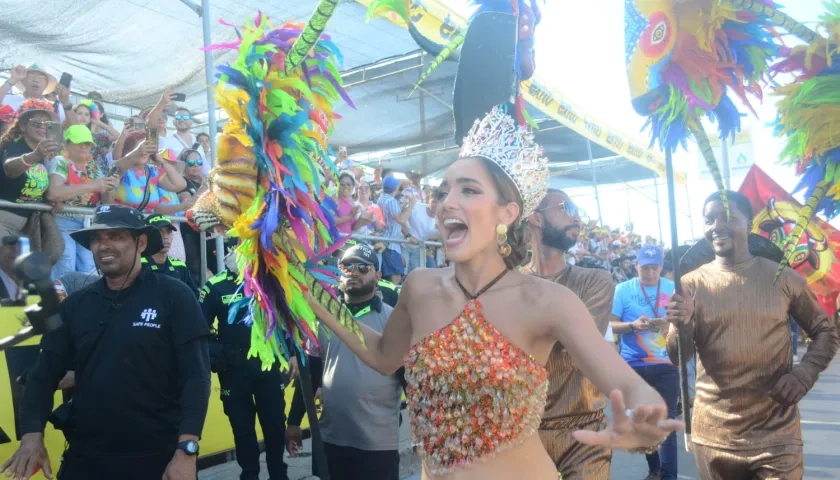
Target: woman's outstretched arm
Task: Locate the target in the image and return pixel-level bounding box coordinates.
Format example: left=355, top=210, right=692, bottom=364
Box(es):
left=305, top=271, right=417, bottom=376
left=547, top=284, right=683, bottom=450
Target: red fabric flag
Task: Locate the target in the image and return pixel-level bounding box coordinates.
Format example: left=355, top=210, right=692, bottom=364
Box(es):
left=739, top=165, right=840, bottom=316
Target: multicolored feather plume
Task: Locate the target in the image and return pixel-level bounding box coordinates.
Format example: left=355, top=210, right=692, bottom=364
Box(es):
left=625, top=0, right=781, bottom=220
left=200, top=11, right=364, bottom=370
left=770, top=0, right=840, bottom=279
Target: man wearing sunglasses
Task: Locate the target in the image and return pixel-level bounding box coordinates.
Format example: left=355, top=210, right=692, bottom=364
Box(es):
left=287, top=243, right=404, bottom=480
left=155, top=104, right=209, bottom=175
left=524, top=188, right=615, bottom=480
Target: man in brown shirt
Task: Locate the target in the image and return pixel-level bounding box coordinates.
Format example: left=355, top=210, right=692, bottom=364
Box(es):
left=523, top=188, right=614, bottom=479
left=666, top=191, right=839, bottom=479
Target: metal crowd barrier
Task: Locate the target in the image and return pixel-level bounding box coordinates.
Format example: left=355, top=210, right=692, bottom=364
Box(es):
left=0, top=201, right=444, bottom=285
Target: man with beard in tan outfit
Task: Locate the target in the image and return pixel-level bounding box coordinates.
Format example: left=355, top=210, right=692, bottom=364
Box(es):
left=523, top=189, right=614, bottom=479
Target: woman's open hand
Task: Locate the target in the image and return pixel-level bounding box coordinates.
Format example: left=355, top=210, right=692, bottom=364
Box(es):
left=572, top=390, right=683, bottom=452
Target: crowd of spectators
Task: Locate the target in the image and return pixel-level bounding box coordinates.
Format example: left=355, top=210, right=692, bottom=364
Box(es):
left=0, top=65, right=217, bottom=285
left=0, top=64, right=666, bottom=291
left=562, top=222, right=665, bottom=285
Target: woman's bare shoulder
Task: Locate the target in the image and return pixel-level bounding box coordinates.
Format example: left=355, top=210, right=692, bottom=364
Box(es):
left=401, top=267, right=450, bottom=294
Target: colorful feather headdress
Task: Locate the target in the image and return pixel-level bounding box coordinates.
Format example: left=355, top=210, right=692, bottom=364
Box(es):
left=189, top=9, right=364, bottom=370
left=624, top=0, right=783, bottom=215
left=770, top=0, right=840, bottom=279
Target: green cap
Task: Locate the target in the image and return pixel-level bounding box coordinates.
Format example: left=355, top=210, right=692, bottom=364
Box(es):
left=64, top=125, right=94, bottom=144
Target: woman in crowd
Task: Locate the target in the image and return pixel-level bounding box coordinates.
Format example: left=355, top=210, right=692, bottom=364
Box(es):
left=0, top=99, right=59, bottom=238
left=334, top=170, right=359, bottom=236
left=73, top=99, right=119, bottom=142
left=111, top=131, right=186, bottom=213
left=307, top=106, right=681, bottom=480
left=352, top=180, right=384, bottom=236
left=177, top=148, right=209, bottom=282
left=45, top=125, right=119, bottom=278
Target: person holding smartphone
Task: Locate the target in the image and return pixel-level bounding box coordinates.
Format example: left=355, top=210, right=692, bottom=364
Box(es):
left=45, top=125, right=120, bottom=278
left=610, top=244, right=679, bottom=480
left=0, top=99, right=59, bottom=239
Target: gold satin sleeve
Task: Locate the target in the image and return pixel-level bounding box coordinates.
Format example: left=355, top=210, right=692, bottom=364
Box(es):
left=670, top=257, right=839, bottom=450
left=540, top=267, right=613, bottom=428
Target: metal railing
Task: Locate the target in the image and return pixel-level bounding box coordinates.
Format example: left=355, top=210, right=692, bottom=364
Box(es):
left=0, top=200, right=444, bottom=284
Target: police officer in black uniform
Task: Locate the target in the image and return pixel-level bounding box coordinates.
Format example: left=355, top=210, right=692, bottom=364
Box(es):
left=200, top=252, right=289, bottom=480
left=143, top=214, right=198, bottom=295
left=1, top=205, right=211, bottom=480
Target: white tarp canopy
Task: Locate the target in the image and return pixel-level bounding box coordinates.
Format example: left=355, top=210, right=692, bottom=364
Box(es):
left=0, top=0, right=421, bottom=114
left=1, top=0, right=663, bottom=186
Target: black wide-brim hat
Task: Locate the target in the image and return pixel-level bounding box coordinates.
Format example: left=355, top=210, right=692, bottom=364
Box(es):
left=70, top=205, right=163, bottom=256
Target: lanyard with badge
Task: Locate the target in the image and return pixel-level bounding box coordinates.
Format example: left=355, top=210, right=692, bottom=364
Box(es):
left=640, top=279, right=663, bottom=333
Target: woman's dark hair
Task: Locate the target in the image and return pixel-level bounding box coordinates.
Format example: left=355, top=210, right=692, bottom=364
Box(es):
left=704, top=190, right=753, bottom=223
left=179, top=148, right=200, bottom=163
left=196, top=132, right=210, bottom=141
left=0, top=117, right=24, bottom=153
left=479, top=157, right=529, bottom=270
left=339, top=171, right=355, bottom=186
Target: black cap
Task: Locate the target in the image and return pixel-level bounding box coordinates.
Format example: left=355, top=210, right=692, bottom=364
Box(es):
left=69, top=205, right=163, bottom=255
left=146, top=213, right=178, bottom=232
left=340, top=243, right=379, bottom=271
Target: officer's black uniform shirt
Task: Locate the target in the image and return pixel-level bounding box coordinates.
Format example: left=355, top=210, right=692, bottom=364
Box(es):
left=199, top=270, right=250, bottom=348
left=142, top=255, right=198, bottom=296
left=19, top=267, right=211, bottom=455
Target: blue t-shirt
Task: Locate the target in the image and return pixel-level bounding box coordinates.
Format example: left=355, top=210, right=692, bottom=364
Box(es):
left=611, top=277, right=675, bottom=367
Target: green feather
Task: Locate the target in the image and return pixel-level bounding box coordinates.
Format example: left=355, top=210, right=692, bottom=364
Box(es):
left=408, top=31, right=466, bottom=98
left=366, top=0, right=411, bottom=23
left=285, top=0, right=340, bottom=73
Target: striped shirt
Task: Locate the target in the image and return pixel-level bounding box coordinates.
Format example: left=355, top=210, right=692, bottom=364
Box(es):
left=376, top=192, right=403, bottom=254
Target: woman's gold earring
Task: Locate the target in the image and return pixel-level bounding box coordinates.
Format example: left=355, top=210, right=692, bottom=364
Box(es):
left=496, top=223, right=511, bottom=257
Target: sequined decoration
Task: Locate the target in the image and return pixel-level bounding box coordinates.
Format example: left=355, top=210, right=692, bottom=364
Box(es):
left=459, top=105, right=549, bottom=217
left=404, top=300, right=549, bottom=475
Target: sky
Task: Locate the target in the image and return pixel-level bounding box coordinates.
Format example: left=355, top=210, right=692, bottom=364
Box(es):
left=526, top=0, right=834, bottom=245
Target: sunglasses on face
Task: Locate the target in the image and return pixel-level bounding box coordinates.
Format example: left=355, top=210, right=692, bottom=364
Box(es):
left=538, top=199, right=578, bottom=217
left=28, top=119, right=57, bottom=129
left=187, top=159, right=203, bottom=167
left=340, top=263, right=373, bottom=275
left=174, top=114, right=191, bottom=121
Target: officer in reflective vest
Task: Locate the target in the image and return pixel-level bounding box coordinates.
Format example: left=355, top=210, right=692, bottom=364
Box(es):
left=377, top=278, right=399, bottom=307
left=199, top=253, right=289, bottom=480
left=143, top=215, right=198, bottom=296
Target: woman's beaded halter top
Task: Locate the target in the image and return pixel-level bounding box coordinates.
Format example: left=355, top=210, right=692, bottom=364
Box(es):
left=404, top=269, right=549, bottom=474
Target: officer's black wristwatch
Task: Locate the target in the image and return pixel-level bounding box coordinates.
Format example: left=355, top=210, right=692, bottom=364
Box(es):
left=176, top=440, right=200, bottom=456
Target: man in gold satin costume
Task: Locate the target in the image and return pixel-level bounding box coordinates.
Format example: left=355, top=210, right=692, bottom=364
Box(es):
left=666, top=191, right=839, bottom=480
left=523, top=189, right=614, bottom=479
